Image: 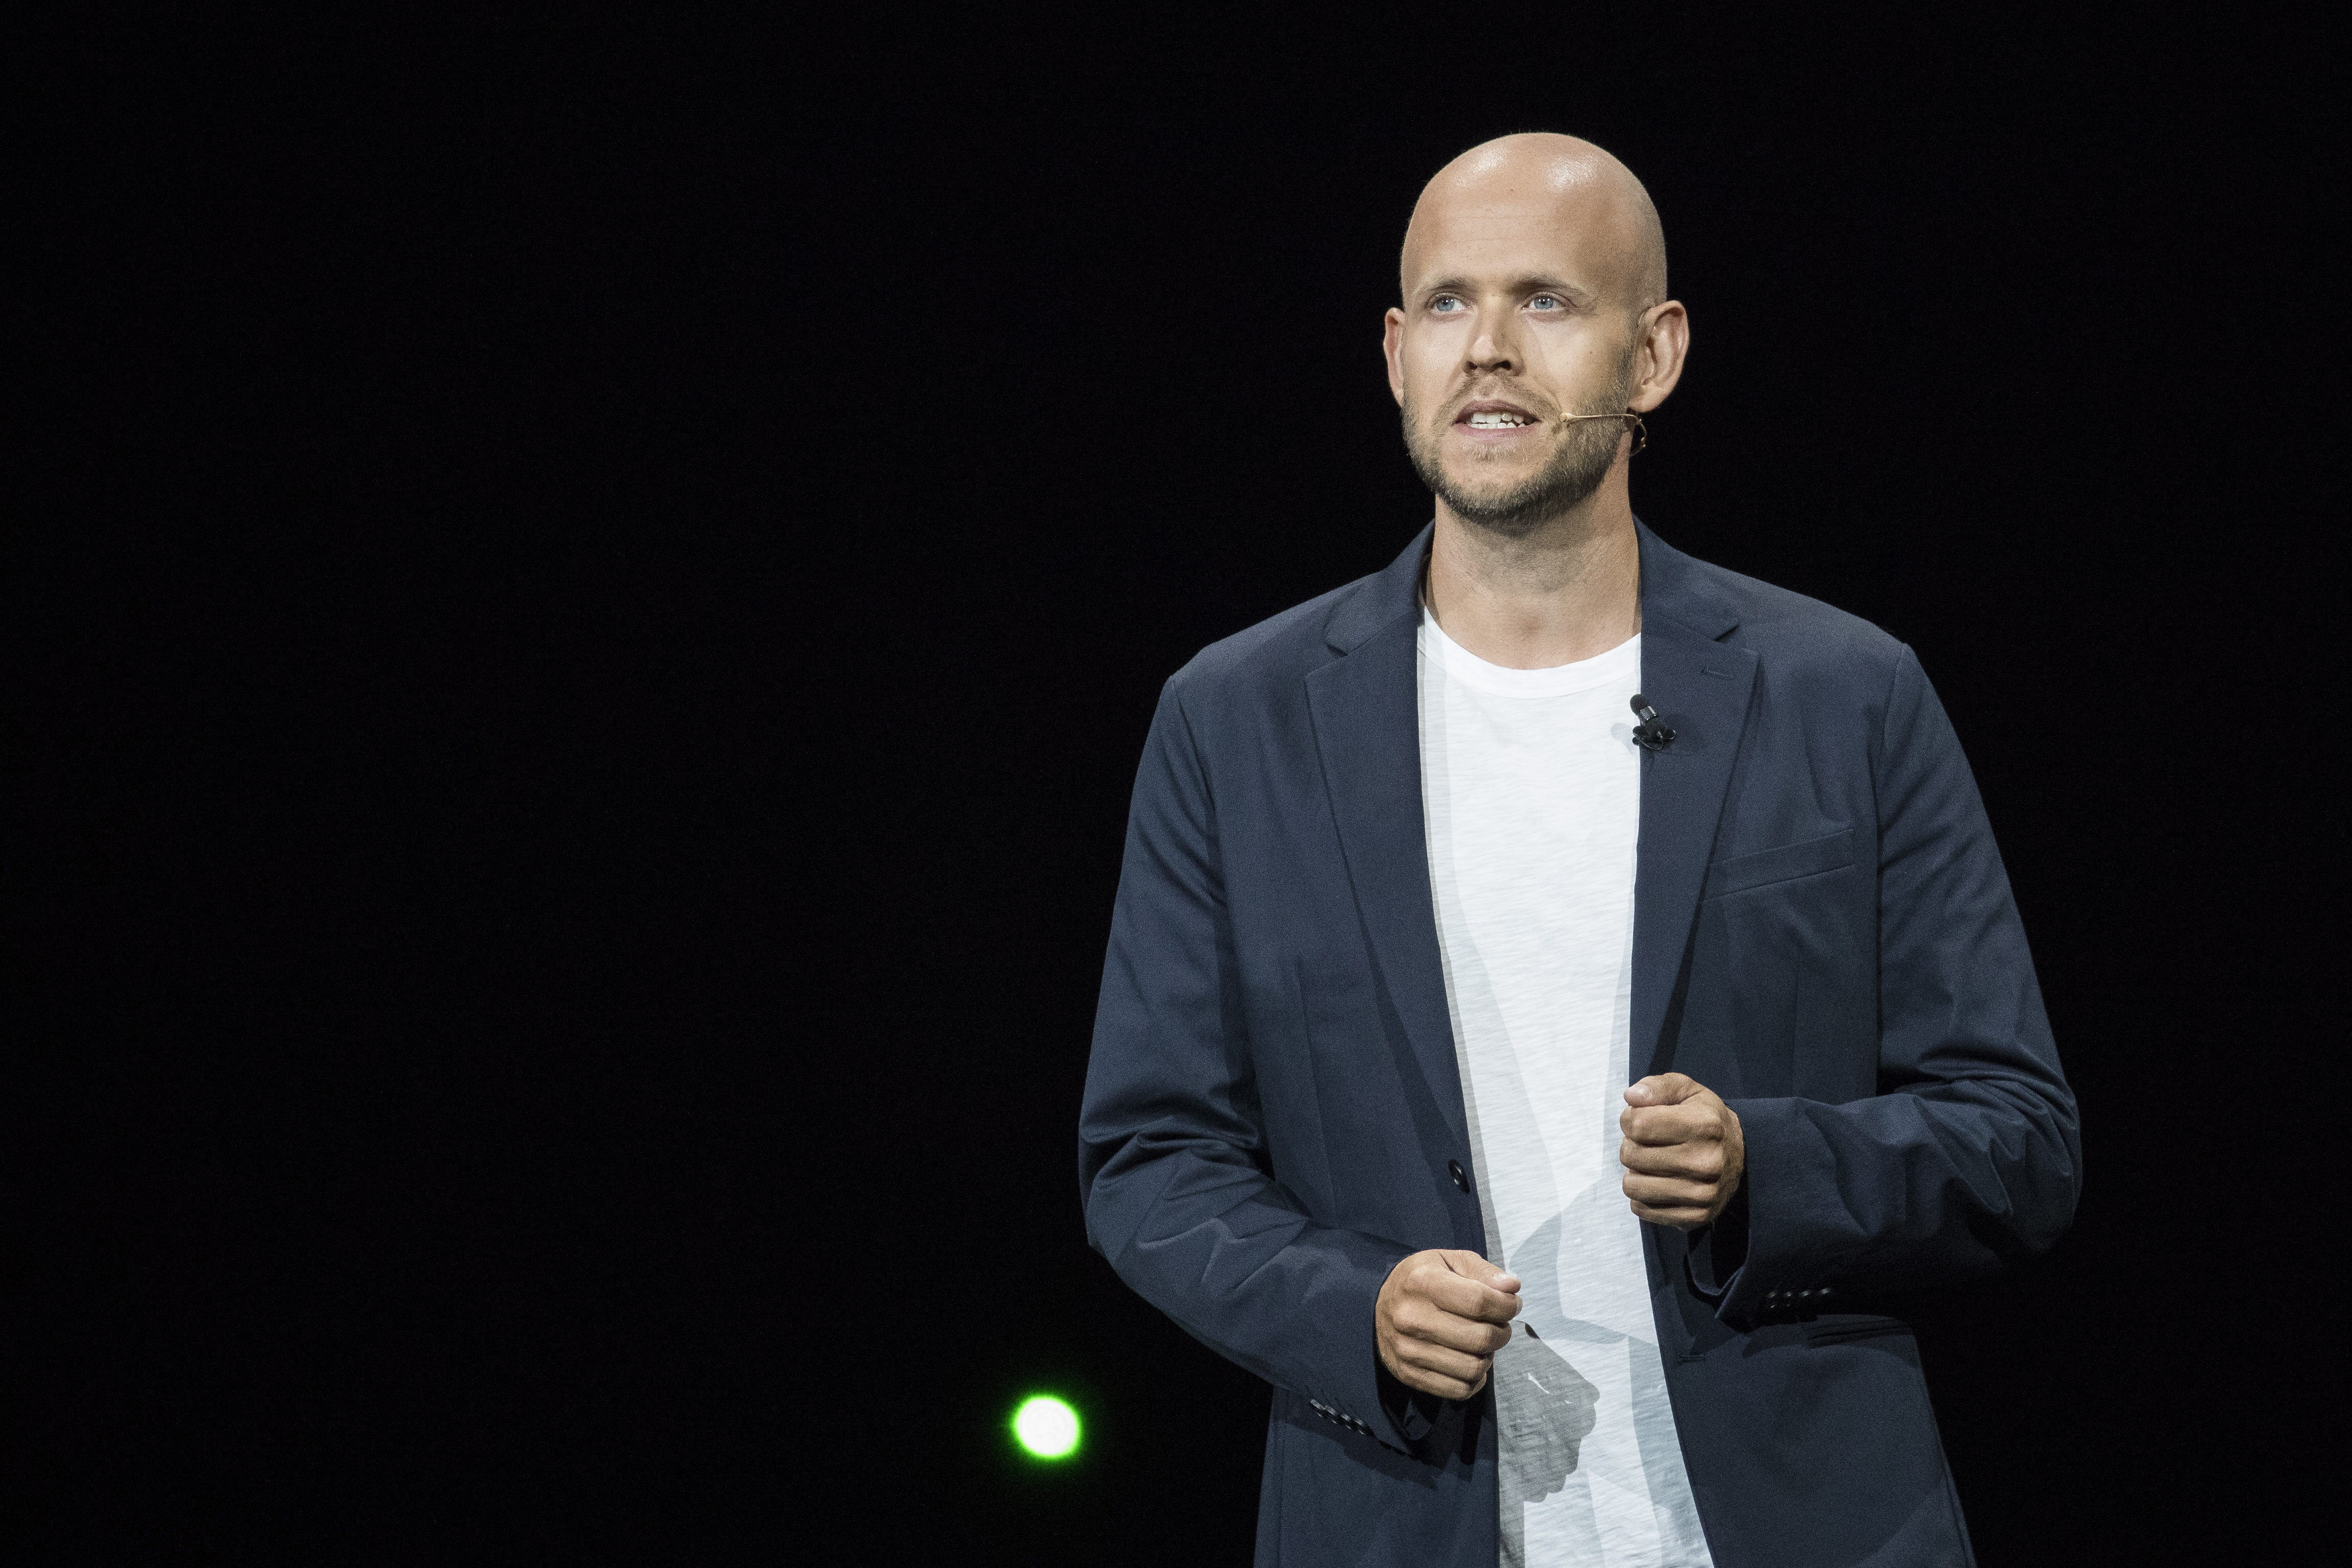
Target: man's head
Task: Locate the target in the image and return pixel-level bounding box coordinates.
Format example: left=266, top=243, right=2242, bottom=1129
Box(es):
left=1384, top=134, right=1687, bottom=535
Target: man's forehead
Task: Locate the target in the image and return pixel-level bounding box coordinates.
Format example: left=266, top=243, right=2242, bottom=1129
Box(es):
left=1403, top=195, right=1610, bottom=293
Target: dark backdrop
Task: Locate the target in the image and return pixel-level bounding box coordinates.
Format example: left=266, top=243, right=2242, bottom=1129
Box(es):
left=22, top=17, right=2325, bottom=1563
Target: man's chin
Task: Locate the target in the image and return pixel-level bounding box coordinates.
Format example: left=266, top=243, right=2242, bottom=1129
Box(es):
left=1444, top=476, right=1611, bottom=534
left=1439, top=476, right=1560, bottom=528
left=1443, top=480, right=1533, bottom=514
left=1438, top=463, right=1537, bottom=509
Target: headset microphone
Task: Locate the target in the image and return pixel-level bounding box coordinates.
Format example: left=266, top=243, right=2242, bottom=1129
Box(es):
left=1555, top=411, right=1648, bottom=455
left=1630, top=694, right=1676, bottom=751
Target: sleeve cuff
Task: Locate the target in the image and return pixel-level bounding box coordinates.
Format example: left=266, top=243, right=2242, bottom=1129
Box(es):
left=1684, top=1180, right=1751, bottom=1302
left=1375, top=1355, right=1448, bottom=1444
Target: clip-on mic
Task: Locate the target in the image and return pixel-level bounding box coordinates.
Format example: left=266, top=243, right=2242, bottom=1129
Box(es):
left=1630, top=693, right=1676, bottom=752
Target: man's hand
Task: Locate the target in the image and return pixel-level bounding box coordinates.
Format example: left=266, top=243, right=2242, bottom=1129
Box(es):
left=1620, top=1073, right=1745, bottom=1231
left=1376, top=1249, right=1522, bottom=1401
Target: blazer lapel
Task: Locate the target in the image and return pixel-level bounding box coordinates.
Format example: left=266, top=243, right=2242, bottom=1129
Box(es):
left=1305, top=548, right=1472, bottom=1156
left=1630, top=537, right=1759, bottom=1082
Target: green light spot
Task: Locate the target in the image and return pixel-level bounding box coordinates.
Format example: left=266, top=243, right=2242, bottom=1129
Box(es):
left=1012, top=1394, right=1081, bottom=1459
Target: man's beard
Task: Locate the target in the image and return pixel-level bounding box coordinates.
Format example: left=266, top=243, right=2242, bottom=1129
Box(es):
left=1403, top=360, right=1634, bottom=536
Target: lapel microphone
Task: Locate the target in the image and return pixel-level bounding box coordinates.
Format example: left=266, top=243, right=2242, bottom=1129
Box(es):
left=1630, top=693, right=1676, bottom=751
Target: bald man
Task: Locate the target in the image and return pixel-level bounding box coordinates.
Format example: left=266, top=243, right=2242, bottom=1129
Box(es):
left=1081, top=135, right=2077, bottom=1568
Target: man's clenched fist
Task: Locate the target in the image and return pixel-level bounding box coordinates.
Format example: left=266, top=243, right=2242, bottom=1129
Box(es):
left=1376, top=1249, right=1522, bottom=1400
left=1620, top=1072, right=1745, bottom=1230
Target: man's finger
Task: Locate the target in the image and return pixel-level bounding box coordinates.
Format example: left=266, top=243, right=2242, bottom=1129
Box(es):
left=1420, top=1251, right=1523, bottom=1322
left=1619, top=1103, right=1716, bottom=1146
left=1424, top=1269, right=1526, bottom=1324
left=1393, top=1334, right=1499, bottom=1385
left=1620, top=1138, right=1726, bottom=1179
left=1441, top=1250, right=1521, bottom=1294
left=1622, top=1171, right=1719, bottom=1209
left=1397, top=1304, right=1515, bottom=1356
left=1395, top=1362, right=1488, bottom=1402
left=1623, top=1072, right=1701, bottom=1108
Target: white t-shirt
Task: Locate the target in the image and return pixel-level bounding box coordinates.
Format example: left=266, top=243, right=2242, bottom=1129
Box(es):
left=1417, top=607, right=1714, bottom=1568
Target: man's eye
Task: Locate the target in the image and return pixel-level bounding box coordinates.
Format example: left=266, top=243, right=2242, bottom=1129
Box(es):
left=1430, top=296, right=1466, bottom=313
left=1529, top=294, right=1563, bottom=310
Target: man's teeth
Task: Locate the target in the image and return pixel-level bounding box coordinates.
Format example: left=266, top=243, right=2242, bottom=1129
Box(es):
left=1467, top=412, right=1534, bottom=428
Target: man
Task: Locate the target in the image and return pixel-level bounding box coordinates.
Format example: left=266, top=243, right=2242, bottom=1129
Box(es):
left=1078, top=133, right=2077, bottom=1567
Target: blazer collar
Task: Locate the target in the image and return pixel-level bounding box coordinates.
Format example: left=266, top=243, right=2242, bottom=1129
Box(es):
left=1323, top=517, right=1742, bottom=654
left=1631, top=519, right=1741, bottom=642
left=1323, top=524, right=1430, bottom=654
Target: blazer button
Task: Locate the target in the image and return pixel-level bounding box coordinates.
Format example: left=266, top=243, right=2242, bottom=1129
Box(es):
left=1448, top=1160, right=1470, bottom=1193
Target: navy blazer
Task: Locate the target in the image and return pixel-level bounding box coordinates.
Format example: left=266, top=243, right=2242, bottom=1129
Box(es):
left=1079, top=522, right=2079, bottom=1568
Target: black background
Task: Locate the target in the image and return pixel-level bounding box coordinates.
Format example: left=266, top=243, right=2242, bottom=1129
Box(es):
left=21, top=15, right=2329, bottom=1563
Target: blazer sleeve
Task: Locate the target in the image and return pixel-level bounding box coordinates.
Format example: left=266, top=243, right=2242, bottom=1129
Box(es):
left=1078, top=681, right=1424, bottom=1450
left=1695, top=646, right=2082, bottom=1320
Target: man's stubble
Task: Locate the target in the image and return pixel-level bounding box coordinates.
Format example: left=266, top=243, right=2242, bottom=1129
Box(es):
left=1402, top=350, right=1635, bottom=538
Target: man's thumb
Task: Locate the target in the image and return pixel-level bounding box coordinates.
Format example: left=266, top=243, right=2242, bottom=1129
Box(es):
left=1448, top=1250, right=1521, bottom=1293
left=1625, top=1072, right=1698, bottom=1106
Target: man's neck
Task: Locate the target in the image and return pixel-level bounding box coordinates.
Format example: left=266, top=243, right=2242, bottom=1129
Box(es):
left=1424, top=481, right=1642, bottom=670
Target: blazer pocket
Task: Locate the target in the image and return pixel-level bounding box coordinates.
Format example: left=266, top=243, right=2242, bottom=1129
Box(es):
left=1705, top=827, right=1855, bottom=898
left=1805, top=1314, right=1912, bottom=1348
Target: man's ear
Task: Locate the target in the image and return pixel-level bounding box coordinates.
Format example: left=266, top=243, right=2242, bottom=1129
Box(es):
left=1628, top=300, right=1690, bottom=414
left=1383, top=307, right=1408, bottom=408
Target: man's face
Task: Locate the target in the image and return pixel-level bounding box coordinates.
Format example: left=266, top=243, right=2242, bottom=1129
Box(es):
left=1386, top=191, right=1641, bottom=532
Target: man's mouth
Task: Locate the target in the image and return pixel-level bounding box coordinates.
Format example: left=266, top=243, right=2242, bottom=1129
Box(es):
left=1454, top=400, right=1542, bottom=432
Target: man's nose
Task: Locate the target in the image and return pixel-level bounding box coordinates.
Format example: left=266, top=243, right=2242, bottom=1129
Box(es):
left=1467, top=308, right=1519, bottom=374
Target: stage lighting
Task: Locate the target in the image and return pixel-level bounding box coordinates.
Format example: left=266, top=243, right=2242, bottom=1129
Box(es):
left=1012, top=1394, right=1081, bottom=1459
